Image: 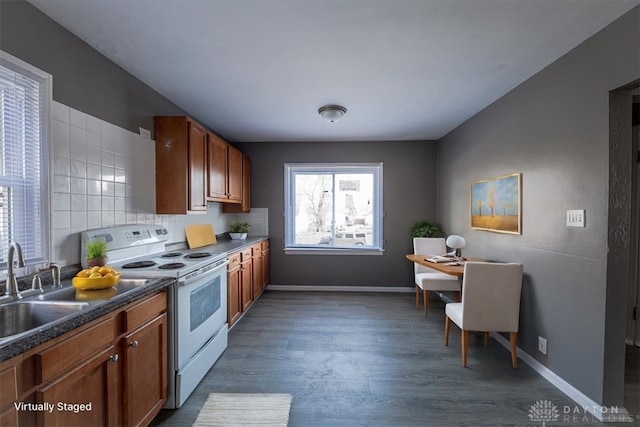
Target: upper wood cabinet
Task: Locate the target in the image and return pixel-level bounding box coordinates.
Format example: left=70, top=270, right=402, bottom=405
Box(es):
left=227, top=144, right=243, bottom=203
left=222, top=154, right=251, bottom=213
left=207, top=133, right=228, bottom=201
left=208, top=133, right=244, bottom=204
left=154, top=116, right=207, bottom=214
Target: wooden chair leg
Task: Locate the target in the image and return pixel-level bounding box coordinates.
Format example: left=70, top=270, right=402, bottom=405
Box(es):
left=444, top=316, right=450, bottom=346
left=461, top=330, right=468, bottom=367
left=455, top=290, right=461, bottom=301
left=423, top=290, right=429, bottom=316
left=510, top=332, right=518, bottom=368
left=484, top=332, right=489, bottom=347
left=415, top=285, right=420, bottom=308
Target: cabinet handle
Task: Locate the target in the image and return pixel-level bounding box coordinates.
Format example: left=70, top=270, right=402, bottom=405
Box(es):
left=109, top=354, right=119, bottom=363
left=129, top=340, right=139, bottom=348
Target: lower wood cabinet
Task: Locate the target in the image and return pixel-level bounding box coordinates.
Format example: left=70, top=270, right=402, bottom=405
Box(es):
left=227, top=239, right=270, bottom=327
left=0, top=289, right=168, bottom=427
left=261, top=240, right=270, bottom=289
left=37, top=344, right=120, bottom=427
left=123, top=314, right=167, bottom=427
left=251, top=244, right=263, bottom=299
left=240, top=248, right=253, bottom=312
left=227, top=252, right=242, bottom=327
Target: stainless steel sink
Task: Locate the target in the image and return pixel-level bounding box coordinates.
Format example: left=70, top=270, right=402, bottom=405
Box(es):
left=32, top=279, right=153, bottom=303
left=0, top=300, right=89, bottom=340
left=0, top=278, right=154, bottom=343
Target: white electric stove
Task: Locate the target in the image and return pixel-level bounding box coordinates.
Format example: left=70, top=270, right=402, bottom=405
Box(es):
left=80, top=225, right=229, bottom=409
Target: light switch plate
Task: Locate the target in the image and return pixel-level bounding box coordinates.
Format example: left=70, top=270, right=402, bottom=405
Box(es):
left=566, top=209, right=585, bottom=227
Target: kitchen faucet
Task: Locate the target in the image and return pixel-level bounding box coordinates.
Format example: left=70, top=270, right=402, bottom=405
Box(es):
left=5, top=242, right=25, bottom=299
left=47, top=263, right=61, bottom=288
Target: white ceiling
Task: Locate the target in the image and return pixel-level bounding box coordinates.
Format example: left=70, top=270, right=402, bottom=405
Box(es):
left=27, top=0, right=639, bottom=142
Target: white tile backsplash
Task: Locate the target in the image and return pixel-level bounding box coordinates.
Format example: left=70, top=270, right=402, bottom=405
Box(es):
left=50, top=101, right=268, bottom=267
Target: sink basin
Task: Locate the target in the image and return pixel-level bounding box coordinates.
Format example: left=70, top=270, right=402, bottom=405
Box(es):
left=32, top=279, right=154, bottom=303
left=0, top=300, right=89, bottom=340
left=0, top=278, right=155, bottom=343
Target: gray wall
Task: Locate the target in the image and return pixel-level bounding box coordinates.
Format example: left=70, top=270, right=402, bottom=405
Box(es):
left=0, top=0, right=188, bottom=133
left=234, top=140, right=439, bottom=288
left=436, top=6, right=639, bottom=406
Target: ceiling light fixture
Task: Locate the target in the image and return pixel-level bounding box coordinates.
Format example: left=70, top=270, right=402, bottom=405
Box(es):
left=318, top=105, right=347, bottom=123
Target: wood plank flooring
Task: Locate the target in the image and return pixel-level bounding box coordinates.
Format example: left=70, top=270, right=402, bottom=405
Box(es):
left=151, top=291, right=638, bottom=427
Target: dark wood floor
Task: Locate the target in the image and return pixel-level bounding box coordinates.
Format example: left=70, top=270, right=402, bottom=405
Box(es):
left=152, top=291, right=638, bottom=427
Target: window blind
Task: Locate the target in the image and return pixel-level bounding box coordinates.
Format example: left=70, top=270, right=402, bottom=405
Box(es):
left=0, top=53, right=49, bottom=269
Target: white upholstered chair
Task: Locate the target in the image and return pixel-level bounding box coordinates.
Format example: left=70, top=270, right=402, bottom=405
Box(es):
left=444, top=262, right=524, bottom=368
left=413, top=237, right=460, bottom=316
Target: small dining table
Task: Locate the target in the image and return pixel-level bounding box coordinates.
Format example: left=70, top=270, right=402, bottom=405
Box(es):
left=405, top=254, right=483, bottom=276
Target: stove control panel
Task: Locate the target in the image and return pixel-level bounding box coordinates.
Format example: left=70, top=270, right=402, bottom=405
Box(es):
left=125, top=229, right=152, bottom=241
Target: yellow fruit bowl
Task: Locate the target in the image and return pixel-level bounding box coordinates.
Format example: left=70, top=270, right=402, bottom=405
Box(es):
left=72, top=274, right=120, bottom=290
left=75, top=287, right=118, bottom=300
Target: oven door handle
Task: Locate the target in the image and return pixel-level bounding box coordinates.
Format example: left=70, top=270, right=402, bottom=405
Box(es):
left=178, top=259, right=229, bottom=287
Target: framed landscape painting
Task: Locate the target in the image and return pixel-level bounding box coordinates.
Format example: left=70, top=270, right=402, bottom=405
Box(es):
left=471, top=173, right=521, bottom=234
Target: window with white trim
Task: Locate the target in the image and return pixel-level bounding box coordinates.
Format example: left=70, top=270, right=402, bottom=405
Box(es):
left=284, top=163, right=383, bottom=253
left=0, top=51, right=51, bottom=271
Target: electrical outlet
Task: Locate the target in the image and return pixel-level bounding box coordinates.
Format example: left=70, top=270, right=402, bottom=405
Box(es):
left=566, top=209, right=585, bottom=227
left=538, top=336, right=548, bottom=355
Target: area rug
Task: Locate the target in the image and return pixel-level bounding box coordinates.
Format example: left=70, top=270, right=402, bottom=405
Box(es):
left=193, top=393, right=292, bottom=427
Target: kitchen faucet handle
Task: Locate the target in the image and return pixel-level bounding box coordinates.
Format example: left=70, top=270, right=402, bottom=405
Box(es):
left=39, top=263, right=62, bottom=288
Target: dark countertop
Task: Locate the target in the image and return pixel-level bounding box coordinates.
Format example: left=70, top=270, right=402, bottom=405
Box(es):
left=0, top=276, right=174, bottom=362
left=0, top=236, right=270, bottom=362
left=200, top=235, right=269, bottom=254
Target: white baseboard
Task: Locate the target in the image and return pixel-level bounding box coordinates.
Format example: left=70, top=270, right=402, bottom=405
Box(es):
left=267, top=285, right=414, bottom=293
left=491, top=333, right=633, bottom=423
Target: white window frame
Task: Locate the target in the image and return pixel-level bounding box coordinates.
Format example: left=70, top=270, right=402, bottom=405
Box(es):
left=0, top=50, right=51, bottom=273
left=284, top=162, right=384, bottom=255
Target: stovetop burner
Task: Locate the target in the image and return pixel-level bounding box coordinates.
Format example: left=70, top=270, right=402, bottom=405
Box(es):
left=159, top=262, right=187, bottom=270
left=161, top=252, right=183, bottom=258
left=122, top=260, right=157, bottom=269
left=184, top=252, right=212, bottom=259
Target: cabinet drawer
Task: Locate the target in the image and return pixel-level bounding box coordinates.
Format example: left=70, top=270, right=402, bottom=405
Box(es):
left=36, top=317, right=115, bottom=384
left=240, top=248, right=252, bottom=261
left=261, top=240, right=269, bottom=250
left=251, top=244, right=262, bottom=257
left=124, top=291, right=167, bottom=332
left=227, top=253, right=241, bottom=270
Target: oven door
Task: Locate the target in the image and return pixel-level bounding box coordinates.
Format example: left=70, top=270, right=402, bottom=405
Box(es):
left=175, top=259, right=228, bottom=369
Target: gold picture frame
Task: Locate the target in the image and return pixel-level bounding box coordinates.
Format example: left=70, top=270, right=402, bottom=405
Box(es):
left=471, top=173, right=521, bottom=234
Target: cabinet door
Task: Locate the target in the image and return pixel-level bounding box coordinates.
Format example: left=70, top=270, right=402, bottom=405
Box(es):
left=37, top=345, right=120, bottom=427
left=227, top=144, right=243, bottom=203
left=227, top=254, right=242, bottom=326
left=262, top=241, right=270, bottom=288
left=252, top=244, right=263, bottom=299
left=207, top=133, right=228, bottom=201
left=123, top=314, right=167, bottom=427
left=240, top=155, right=251, bottom=211
left=188, top=122, right=207, bottom=211
left=155, top=116, right=189, bottom=214
left=241, top=261, right=253, bottom=312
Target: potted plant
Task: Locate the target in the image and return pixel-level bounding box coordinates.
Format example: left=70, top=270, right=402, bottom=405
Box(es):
left=229, top=222, right=250, bottom=240
left=86, top=239, right=108, bottom=267
left=410, top=221, right=444, bottom=238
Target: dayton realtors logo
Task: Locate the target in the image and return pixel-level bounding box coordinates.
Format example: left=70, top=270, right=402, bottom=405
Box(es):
left=528, top=400, right=634, bottom=425
left=528, top=400, right=560, bottom=426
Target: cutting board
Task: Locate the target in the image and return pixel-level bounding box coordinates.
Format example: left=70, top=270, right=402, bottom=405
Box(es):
left=185, top=224, right=217, bottom=249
